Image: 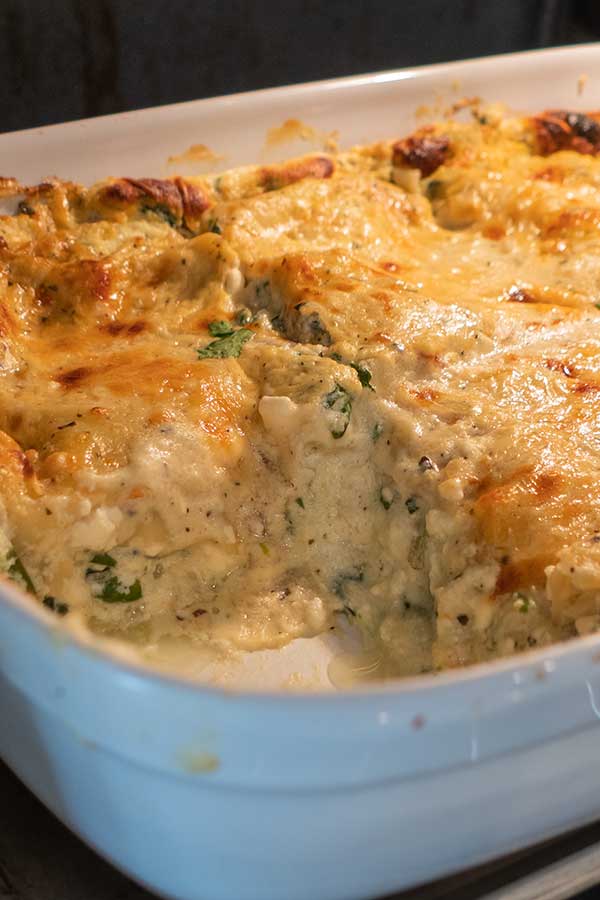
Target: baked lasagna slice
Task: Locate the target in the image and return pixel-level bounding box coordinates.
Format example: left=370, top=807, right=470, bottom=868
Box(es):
left=2, top=105, right=600, bottom=677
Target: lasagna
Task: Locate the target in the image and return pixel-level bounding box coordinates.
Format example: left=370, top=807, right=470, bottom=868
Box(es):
left=2, top=104, right=600, bottom=678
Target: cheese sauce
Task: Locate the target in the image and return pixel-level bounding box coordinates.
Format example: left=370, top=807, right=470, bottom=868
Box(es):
left=3, top=106, right=600, bottom=678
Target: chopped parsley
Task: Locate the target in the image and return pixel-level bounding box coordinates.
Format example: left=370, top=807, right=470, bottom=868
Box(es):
left=380, top=487, right=394, bottom=510
left=372, top=423, right=384, bottom=442
left=349, top=361, right=374, bottom=391
left=595, top=302, right=600, bottom=311
left=197, top=328, right=253, bottom=359
left=295, top=497, right=305, bottom=509
left=332, top=566, right=364, bottom=598
left=100, top=577, right=142, bottom=603
left=2, top=546, right=70, bottom=616
left=43, top=595, right=69, bottom=616
left=85, top=554, right=142, bottom=604
left=329, top=353, right=375, bottom=391
left=141, top=203, right=178, bottom=227
left=207, top=219, right=222, bottom=235
left=405, top=496, right=419, bottom=515
left=7, top=552, right=35, bottom=594
left=208, top=320, right=234, bottom=337
left=323, top=383, right=352, bottom=439
left=302, top=311, right=331, bottom=345
left=332, top=566, right=364, bottom=620
left=90, top=552, right=117, bottom=568
left=513, top=593, right=535, bottom=614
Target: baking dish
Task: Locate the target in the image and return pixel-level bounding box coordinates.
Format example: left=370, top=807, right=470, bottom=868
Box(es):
left=3, top=43, right=600, bottom=900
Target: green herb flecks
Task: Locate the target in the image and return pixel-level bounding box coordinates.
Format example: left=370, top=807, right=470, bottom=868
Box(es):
left=349, top=361, right=374, bottom=391
left=284, top=508, right=295, bottom=534
left=405, top=496, right=419, bottom=515
left=197, top=328, right=253, bottom=360
left=207, top=219, right=222, bottom=235
left=295, top=497, right=305, bottom=509
left=380, top=487, right=394, bottom=510
left=301, top=310, right=331, bottom=345
left=208, top=320, right=234, bottom=338
left=329, top=353, right=375, bottom=391
left=43, top=595, right=69, bottom=616
left=90, top=552, right=117, bottom=568
left=513, top=592, right=535, bottom=614
left=332, top=566, right=364, bottom=599
left=86, top=554, right=142, bottom=604
left=372, top=423, right=384, bottom=442
left=7, top=552, right=36, bottom=594
left=332, top=566, right=364, bottom=620
left=99, top=576, right=142, bottom=603
left=323, top=383, right=352, bottom=439
left=141, top=203, right=179, bottom=227
left=340, top=604, right=357, bottom=619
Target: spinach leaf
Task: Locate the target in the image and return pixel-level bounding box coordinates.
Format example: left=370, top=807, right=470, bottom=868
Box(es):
left=97, top=575, right=142, bottom=604
left=90, top=552, right=117, bottom=568
left=323, top=383, right=352, bottom=439
left=197, top=328, right=253, bottom=359
left=329, top=353, right=375, bottom=391
left=349, top=361, right=374, bottom=391
left=86, top=554, right=142, bottom=604
left=7, top=552, right=36, bottom=594
left=208, top=320, right=234, bottom=337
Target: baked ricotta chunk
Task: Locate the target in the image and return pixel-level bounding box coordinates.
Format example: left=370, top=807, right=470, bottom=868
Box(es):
left=3, top=105, right=600, bottom=676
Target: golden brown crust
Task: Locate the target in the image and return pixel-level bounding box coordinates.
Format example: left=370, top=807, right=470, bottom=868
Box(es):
left=261, top=155, right=335, bottom=190
left=392, top=132, right=450, bottom=176
left=532, top=109, right=600, bottom=156
left=95, top=176, right=212, bottom=230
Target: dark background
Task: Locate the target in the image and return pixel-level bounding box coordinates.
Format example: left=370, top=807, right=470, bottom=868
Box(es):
left=0, top=0, right=599, bottom=134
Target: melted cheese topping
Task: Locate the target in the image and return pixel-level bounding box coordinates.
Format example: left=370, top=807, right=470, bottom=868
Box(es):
left=3, top=107, right=600, bottom=677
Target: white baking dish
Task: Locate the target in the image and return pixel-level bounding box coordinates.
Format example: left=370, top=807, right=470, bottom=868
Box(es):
left=3, top=43, right=600, bottom=900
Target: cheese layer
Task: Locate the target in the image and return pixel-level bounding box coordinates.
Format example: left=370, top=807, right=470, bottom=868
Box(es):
left=2, top=106, right=600, bottom=676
